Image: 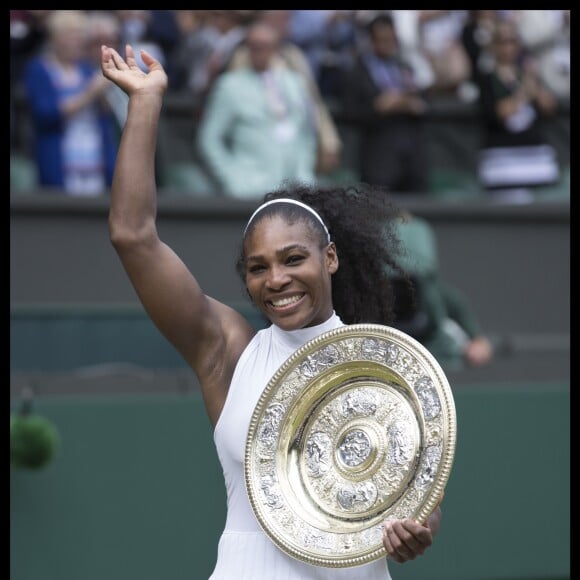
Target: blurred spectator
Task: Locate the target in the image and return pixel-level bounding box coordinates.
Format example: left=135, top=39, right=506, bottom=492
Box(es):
left=416, top=10, right=472, bottom=98
left=172, top=10, right=219, bottom=108
left=10, top=10, right=51, bottom=150
left=287, top=10, right=359, bottom=98
left=114, top=10, right=184, bottom=89
left=389, top=10, right=436, bottom=91
left=227, top=10, right=342, bottom=176
left=203, top=10, right=257, bottom=84
left=390, top=211, right=494, bottom=369
left=354, top=11, right=437, bottom=92
left=21, top=10, right=119, bottom=196
left=174, top=10, right=253, bottom=110
left=512, top=10, right=570, bottom=101
left=475, top=18, right=561, bottom=201
left=10, top=11, right=51, bottom=86
left=115, top=10, right=164, bottom=70
left=341, top=13, right=429, bottom=193
left=460, top=10, right=500, bottom=89
left=170, top=10, right=211, bottom=95
left=196, top=20, right=318, bottom=199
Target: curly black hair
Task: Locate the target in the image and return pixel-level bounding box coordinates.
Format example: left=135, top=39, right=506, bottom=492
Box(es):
left=236, top=181, right=411, bottom=326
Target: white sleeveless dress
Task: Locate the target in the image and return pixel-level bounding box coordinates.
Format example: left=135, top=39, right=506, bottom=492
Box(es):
left=210, top=313, right=392, bottom=579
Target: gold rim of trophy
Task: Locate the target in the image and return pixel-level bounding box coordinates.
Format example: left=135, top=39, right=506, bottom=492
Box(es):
left=245, top=323, right=457, bottom=568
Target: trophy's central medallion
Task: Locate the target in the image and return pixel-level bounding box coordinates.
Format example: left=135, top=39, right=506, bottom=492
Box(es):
left=338, top=428, right=372, bottom=468
left=245, top=324, right=456, bottom=568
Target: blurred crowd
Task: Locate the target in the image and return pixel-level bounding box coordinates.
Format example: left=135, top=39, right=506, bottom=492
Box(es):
left=11, top=10, right=570, bottom=371
left=10, top=9, right=570, bottom=200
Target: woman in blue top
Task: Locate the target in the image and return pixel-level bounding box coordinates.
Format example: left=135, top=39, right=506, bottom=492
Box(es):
left=22, top=10, right=118, bottom=195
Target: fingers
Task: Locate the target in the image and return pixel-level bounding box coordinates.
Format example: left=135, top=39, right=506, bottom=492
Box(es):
left=111, top=46, right=131, bottom=71
left=140, top=48, right=158, bottom=69
left=101, top=45, right=127, bottom=73
left=124, top=44, right=138, bottom=69
left=101, top=44, right=138, bottom=71
left=101, top=45, right=112, bottom=70
left=108, top=43, right=160, bottom=74
left=383, top=519, right=433, bottom=564
left=139, top=47, right=166, bottom=74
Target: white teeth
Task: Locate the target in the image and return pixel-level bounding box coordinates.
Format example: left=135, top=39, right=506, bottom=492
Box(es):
left=271, top=295, right=301, bottom=307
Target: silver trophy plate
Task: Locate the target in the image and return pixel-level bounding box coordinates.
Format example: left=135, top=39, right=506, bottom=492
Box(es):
left=245, top=324, right=456, bottom=568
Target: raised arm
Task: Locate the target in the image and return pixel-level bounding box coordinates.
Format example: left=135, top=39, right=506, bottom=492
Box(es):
left=101, top=45, right=255, bottom=424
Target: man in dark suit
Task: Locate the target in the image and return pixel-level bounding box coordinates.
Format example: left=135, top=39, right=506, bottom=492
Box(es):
left=342, top=13, right=429, bottom=193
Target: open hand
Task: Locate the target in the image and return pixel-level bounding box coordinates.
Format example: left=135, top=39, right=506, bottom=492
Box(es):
left=101, top=44, right=167, bottom=97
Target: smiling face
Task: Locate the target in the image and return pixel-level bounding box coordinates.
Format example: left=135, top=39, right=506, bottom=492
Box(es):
left=243, top=215, right=338, bottom=331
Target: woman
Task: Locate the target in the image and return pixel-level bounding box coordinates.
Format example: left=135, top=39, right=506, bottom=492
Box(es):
left=476, top=18, right=560, bottom=199
left=101, top=43, right=442, bottom=579
left=22, top=10, right=118, bottom=195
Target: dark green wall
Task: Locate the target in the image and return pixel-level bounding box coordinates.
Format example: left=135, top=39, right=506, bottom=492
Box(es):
left=10, top=196, right=570, bottom=339
left=10, top=305, right=265, bottom=374
left=10, top=394, right=224, bottom=580
left=11, top=384, right=569, bottom=580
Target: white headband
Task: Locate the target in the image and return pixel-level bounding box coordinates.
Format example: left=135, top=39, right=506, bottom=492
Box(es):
left=243, top=198, right=331, bottom=242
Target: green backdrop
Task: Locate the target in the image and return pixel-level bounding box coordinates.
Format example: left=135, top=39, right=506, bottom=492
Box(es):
left=10, top=383, right=569, bottom=580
